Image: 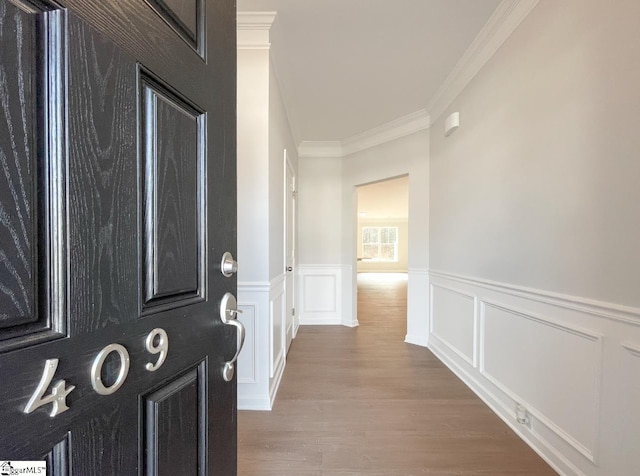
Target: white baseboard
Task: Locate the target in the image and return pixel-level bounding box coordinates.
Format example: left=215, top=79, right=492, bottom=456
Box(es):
left=404, top=333, right=428, bottom=347
left=269, top=350, right=286, bottom=409
left=428, top=339, right=579, bottom=476
left=299, top=317, right=342, bottom=326
left=238, top=395, right=272, bottom=411
left=343, top=319, right=359, bottom=328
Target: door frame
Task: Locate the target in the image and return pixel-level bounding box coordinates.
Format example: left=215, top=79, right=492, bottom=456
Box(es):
left=283, top=149, right=298, bottom=342
left=351, top=174, right=410, bottom=333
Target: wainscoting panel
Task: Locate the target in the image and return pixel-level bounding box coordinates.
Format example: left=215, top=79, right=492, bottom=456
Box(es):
left=298, top=265, right=343, bottom=325
left=237, top=277, right=287, bottom=411
left=270, top=276, right=286, bottom=379
left=237, top=304, right=256, bottom=384
left=481, top=301, right=601, bottom=462
left=430, top=284, right=476, bottom=366
left=428, top=270, right=640, bottom=476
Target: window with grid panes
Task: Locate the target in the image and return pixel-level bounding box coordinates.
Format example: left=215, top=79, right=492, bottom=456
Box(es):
left=362, top=226, right=398, bottom=261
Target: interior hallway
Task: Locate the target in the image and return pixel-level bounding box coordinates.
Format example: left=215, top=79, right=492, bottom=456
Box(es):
left=237, top=273, right=555, bottom=475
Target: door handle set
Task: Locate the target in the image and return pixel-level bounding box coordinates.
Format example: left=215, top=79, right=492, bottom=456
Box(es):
left=219, top=292, right=245, bottom=382
left=219, top=252, right=245, bottom=382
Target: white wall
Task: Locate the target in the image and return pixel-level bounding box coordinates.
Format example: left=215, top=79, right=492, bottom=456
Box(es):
left=430, top=0, right=640, bottom=308
left=297, top=130, right=429, bottom=337
left=237, top=48, right=270, bottom=283
left=236, top=16, right=295, bottom=410
left=428, top=1, right=640, bottom=474
left=297, top=157, right=343, bottom=265
left=269, top=61, right=298, bottom=281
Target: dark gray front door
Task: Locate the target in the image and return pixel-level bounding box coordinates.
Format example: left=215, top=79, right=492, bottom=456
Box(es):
left=0, top=0, right=237, bottom=473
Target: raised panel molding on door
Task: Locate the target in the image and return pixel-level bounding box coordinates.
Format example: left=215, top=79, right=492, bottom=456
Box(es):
left=140, top=71, right=206, bottom=314
left=43, top=433, right=70, bottom=476
left=144, top=362, right=207, bottom=475
left=0, top=0, right=66, bottom=351
left=145, top=0, right=205, bottom=58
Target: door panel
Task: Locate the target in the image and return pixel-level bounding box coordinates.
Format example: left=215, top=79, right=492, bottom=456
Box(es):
left=0, top=0, right=65, bottom=351
left=0, top=0, right=38, bottom=330
left=144, top=363, right=206, bottom=476
left=0, top=0, right=237, bottom=473
left=141, top=73, right=205, bottom=309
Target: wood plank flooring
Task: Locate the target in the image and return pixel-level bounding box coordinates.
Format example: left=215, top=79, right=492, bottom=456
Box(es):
left=238, top=273, right=556, bottom=475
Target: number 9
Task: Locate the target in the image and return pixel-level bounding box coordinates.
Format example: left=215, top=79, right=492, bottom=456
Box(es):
left=145, top=328, right=169, bottom=372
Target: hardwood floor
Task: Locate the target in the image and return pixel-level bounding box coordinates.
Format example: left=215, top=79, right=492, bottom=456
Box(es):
left=238, top=273, right=556, bottom=475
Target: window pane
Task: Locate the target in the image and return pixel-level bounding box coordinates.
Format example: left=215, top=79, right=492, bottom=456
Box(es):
left=380, top=245, right=396, bottom=261
left=380, top=227, right=389, bottom=243
left=363, top=245, right=378, bottom=259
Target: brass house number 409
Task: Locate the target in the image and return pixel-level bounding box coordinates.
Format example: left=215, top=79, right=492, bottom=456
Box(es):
left=23, top=328, right=169, bottom=417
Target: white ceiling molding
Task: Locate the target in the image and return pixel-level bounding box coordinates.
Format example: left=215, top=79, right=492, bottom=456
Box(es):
left=426, top=0, right=540, bottom=123
left=341, top=109, right=430, bottom=157
left=298, top=109, right=429, bottom=159
left=237, top=12, right=277, bottom=49
left=298, top=141, right=343, bottom=159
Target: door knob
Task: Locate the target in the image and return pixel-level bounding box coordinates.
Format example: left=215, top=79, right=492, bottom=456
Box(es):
left=286, top=266, right=293, bottom=272
left=219, top=293, right=245, bottom=382
left=220, top=252, right=238, bottom=277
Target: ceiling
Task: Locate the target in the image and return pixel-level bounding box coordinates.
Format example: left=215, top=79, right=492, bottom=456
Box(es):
left=357, top=176, right=409, bottom=220
left=237, top=0, right=501, bottom=144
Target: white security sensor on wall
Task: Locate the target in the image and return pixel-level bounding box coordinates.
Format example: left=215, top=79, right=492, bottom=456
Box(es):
left=445, top=111, right=460, bottom=137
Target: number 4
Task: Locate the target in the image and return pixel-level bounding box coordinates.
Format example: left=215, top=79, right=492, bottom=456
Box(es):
left=24, top=359, right=75, bottom=417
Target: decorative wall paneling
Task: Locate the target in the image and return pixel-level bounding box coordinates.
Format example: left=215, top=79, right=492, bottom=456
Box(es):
left=297, top=265, right=344, bottom=325
left=427, top=270, right=640, bottom=476
left=236, top=274, right=287, bottom=411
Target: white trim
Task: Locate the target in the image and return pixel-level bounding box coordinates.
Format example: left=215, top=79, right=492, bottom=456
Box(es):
left=407, top=268, right=430, bottom=276
left=298, top=141, right=343, bottom=158
left=429, top=283, right=476, bottom=367
left=238, top=281, right=270, bottom=293
left=237, top=12, right=277, bottom=30
left=237, top=12, right=276, bottom=50
left=404, top=334, right=428, bottom=347
left=236, top=303, right=258, bottom=384
left=429, top=270, right=640, bottom=326
left=479, top=300, right=603, bottom=463
left=622, top=342, right=640, bottom=358
left=426, top=0, right=541, bottom=123
left=237, top=394, right=272, bottom=411
left=428, top=341, right=582, bottom=476
left=269, top=350, right=286, bottom=409
left=341, top=109, right=430, bottom=156
left=297, top=110, right=429, bottom=159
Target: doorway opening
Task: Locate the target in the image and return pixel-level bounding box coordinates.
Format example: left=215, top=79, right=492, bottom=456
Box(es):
left=355, top=175, right=409, bottom=336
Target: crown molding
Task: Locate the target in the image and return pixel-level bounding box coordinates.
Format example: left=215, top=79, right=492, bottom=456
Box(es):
left=341, top=109, right=430, bottom=157
left=237, top=12, right=277, bottom=30
left=426, top=0, right=540, bottom=123
left=298, top=141, right=343, bottom=159
left=237, top=12, right=277, bottom=49
left=298, top=109, right=430, bottom=159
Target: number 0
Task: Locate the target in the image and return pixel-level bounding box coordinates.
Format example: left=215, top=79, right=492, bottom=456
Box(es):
left=90, top=344, right=130, bottom=395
